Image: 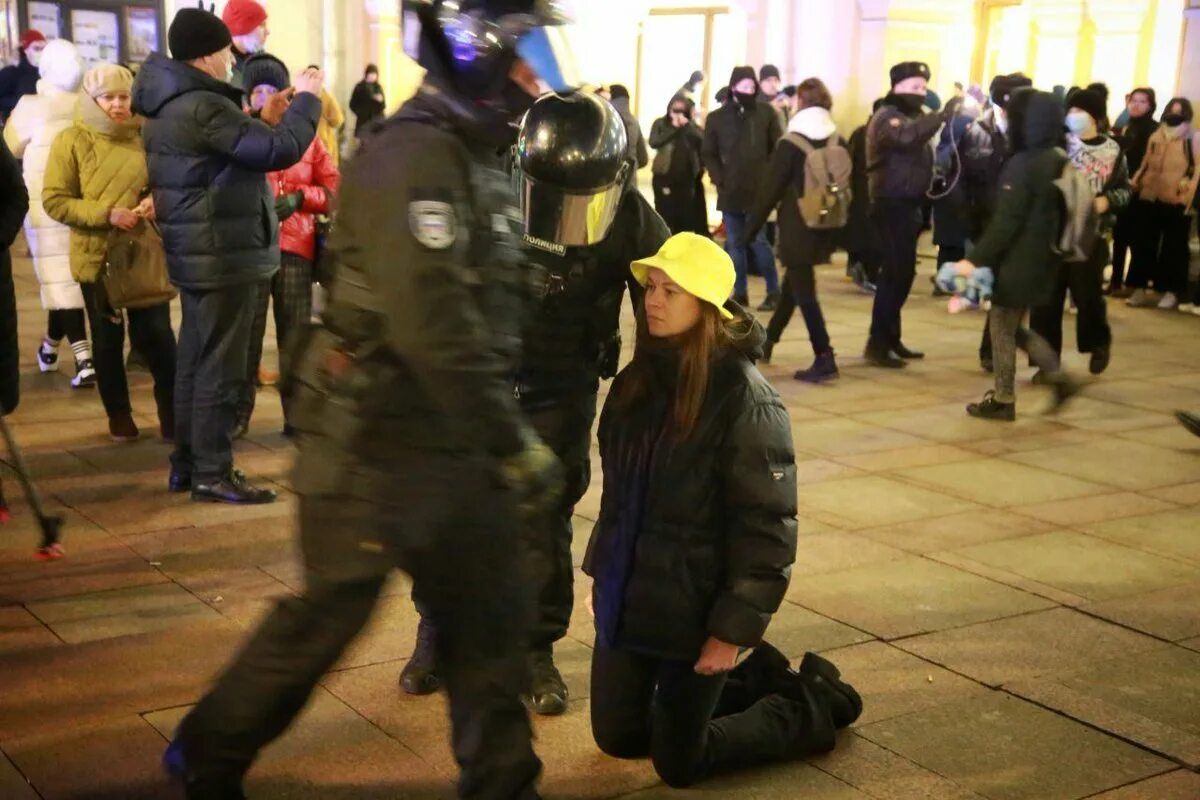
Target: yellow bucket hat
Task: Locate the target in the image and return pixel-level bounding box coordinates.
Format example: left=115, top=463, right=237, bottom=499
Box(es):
left=631, top=232, right=736, bottom=320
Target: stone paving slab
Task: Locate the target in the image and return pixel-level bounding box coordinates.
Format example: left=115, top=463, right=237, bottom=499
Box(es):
left=1006, top=439, right=1200, bottom=492
left=811, top=732, right=988, bottom=800
left=895, top=608, right=1168, bottom=688
left=1080, top=509, right=1200, bottom=565
left=1087, top=770, right=1200, bottom=799
left=856, top=693, right=1172, bottom=800
left=1008, top=491, right=1178, bottom=527
left=855, top=510, right=1054, bottom=554
left=797, top=476, right=980, bottom=530
left=794, top=555, right=1054, bottom=640
left=618, top=760, right=871, bottom=799
left=1006, top=645, right=1200, bottom=768
left=25, top=582, right=223, bottom=643
left=0, top=751, right=39, bottom=799
left=1081, top=581, right=1200, bottom=642
left=893, top=459, right=1110, bottom=508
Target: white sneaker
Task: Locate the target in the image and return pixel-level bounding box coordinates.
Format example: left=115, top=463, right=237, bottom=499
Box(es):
left=1180, top=302, right=1196, bottom=313
left=37, top=340, right=59, bottom=372
left=1157, top=292, right=1179, bottom=310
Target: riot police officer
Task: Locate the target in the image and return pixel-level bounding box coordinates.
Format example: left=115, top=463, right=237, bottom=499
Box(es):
left=400, top=91, right=670, bottom=715
left=162, top=2, right=576, bottom=798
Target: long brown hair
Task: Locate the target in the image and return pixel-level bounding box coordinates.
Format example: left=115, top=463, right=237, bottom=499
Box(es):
left=614, top=304, right=744, bottom=440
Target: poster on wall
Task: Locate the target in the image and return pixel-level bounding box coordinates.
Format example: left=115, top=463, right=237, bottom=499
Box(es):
left=124, top=6, right=158, bottom=63
left=71, top=9, right=119, bottom=68
left=27, top=1, right=61, bottom=40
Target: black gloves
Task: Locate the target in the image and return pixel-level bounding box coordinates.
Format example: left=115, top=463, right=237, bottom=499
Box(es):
left=275, top=191, right=304, bottom=222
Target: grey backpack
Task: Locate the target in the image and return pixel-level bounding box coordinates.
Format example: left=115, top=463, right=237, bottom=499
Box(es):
left=1052, top=151, right=1099, bottom=263
left=785, top=132, right=853, bottom=230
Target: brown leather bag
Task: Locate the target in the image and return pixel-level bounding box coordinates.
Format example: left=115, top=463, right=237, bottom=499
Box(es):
left=102, top=219, right=176, bottom=310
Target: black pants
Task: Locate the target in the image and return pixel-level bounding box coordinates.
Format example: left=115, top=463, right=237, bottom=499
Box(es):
left=590, top=640, right=833, bottom=788
left=1128, top=200, right=1191, bottom=294
left=46, top=308, right=87, bottom=345
left=765, top=264, right=832, bottom=355
left=1029, top=245, right=1111, bottom=358
left=0, top=252, right=17, bottom=415
left=869, top=199, right=923, bottom=346
left=519, top=385, right=598, bottom=649
left=242, top=254, right=314, bottom=426
left=80, top=283, right=176, bottom=422
left=653, top=176, right=697, bottom=236
left=177, top=490, right=540, bottom=799
left=171, top=284, right=256, bottom=482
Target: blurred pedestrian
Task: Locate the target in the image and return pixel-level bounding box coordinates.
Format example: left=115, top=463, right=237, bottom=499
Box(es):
left=236, top=53, right=339, bottom=438
left=0, top=30, right=47, bottom=122
left=309, top=65, right=344, bottom=167
left=42, top=63, right=177, bottom=443
left=133, top=7, right=322, bottom=504
left=222, top=0, right=269, bottom=87
left=3, top=38, right=94, bottom=388
left=0, top=135, right=26, bottom=421
left=350, top=64, right=386, bottom=139
left=607, top=84, right=648, bottom=182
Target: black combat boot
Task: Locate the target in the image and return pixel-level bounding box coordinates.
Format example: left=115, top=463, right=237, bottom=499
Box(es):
left=525, top=647, right=568, bottom=716
left=797, top=652, right=863, bottom=729
left=892, top=341, right=924, bottom=360
left=1089, top=344, right=1111, bottom=375
left=399, top=617, right=441, bottom=695
left=864, top=339, right=905, bottom=369
left=191, top=470, right=276, bottom=504
left=795, top=351, right=838, bottom=383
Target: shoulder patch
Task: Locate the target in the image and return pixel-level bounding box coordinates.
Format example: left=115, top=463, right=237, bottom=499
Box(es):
left=409, top=201, right=456, bottom=250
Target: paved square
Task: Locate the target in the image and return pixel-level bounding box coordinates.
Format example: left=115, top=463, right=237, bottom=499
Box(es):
left=2, top=248, right=1199, bottom=797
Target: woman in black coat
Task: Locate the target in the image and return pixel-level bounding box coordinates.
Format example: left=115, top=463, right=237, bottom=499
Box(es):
left=648, top=96, right=706, bottom=235
left=0, top=135, right=28, bottom=520
left=954, top=90, right=1080, bottom=421
left=583, top=232, right=860, bottom=788
left=349, top=64, right=386, bottom=139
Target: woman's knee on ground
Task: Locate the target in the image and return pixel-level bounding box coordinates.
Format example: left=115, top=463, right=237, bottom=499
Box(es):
left=591, top=711, right=651, bottom=760
left=651, top=747, right=705, bottom=789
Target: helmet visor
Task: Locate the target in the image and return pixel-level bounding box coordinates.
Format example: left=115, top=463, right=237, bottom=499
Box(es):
left=521, top=173, right=624, bottom=248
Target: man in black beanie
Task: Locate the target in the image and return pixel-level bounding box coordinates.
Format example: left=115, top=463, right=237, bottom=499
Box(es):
left=759, top=63, right=789, bottom=130
left=864, top=61, right=959, bottom=367
left=703, top=65, right=784, bottom=310
left=132, top=7, right=323, bottom=504
left=607, top=83, right=648, bottom=184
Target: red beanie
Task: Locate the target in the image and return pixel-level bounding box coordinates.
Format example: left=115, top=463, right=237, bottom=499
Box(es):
left=20, top=30, right=47, bottom=50
left=222, top=0, right=268, bottom=37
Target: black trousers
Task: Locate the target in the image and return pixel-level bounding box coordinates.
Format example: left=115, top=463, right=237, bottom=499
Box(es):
left=765, top=264, right=832, bottom=355
left=171, top=284, right=256, bottom=482
left=80, top=283, right=176, bottom=422
left=1029, top=245, right=1111, bottom=358
left=0, top=252, right=17, bottom=415
left=590, top=640, right=833, bottom=788
left=652, top=176, right=697, bottom=236
left=46, top=308, right=87, bottom=345
left=242, top=254, right=314, bottom=426
left=1128, top=200, right=1191, bottom=294
left=869, top=199, right=923, bottom=346
left=178, top=489, right=540, bottom=798
left=519, top=385, right=598, bottom=649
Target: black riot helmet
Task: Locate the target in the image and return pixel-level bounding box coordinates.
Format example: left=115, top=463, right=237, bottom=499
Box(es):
left=405, top=0, right=579, bottom=103
left=517, top=92, right=630, bottom=249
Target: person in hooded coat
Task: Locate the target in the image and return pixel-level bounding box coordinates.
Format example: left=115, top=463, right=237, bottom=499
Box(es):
left=585, top=232, right=860, bottom=788
left=745, top=78, right=843, bottom=383
left=349, top=64, right=386, bottom=139
left=0, top=30, right=47, bottom=122
left=649, top=94, right=705, bottom=235
left=955, top=89, right=1081, bottom=421
left=3, top=38, right=95, bottom=388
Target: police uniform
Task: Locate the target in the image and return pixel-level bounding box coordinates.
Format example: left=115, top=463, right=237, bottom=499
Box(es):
left=169, top=83, right=545, bottom=799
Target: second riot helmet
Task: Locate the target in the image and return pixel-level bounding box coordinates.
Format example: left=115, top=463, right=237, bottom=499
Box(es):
left=517, top=91, right=629, bottom=248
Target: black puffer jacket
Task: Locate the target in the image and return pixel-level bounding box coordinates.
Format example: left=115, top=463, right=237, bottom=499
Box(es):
left=584, top=309, right=798, bottom=661
left=866, top=93, right=948, bottom=201
left=702, top=100, right=783, bottom=212
left=0, top=54, right=39, bottom=122
left=132, top=52, right=320, bottom=290
left=969, top=90, right=1067, bottom=309
left=0, top=136, right=27, bottom=414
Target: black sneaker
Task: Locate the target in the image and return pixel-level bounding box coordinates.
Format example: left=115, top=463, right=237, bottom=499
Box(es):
left=864, top=341, right=905, bottom=369
left=1089, top=345, right=1111, bottom=375
left=967, top=390, right=1015, bottom=421
left=399, top=617, right=441, bottom=695
left=798, top=652, right=863, bottom=729
left=524, top=648, right=568, bottom=716
left=191, top=470, right=276, bottom=505
left=795, top=351, right=839, bottom=383
left=892, top=342, right=924, bottom=360
left=757, top=292, right=780, bottom=312
left=71, top=358, right=96, bottom=388
left=168, top=469, right=192, bottom=493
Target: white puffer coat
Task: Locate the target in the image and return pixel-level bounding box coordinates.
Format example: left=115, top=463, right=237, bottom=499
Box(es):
left=2, top=40, right=84, bottom=310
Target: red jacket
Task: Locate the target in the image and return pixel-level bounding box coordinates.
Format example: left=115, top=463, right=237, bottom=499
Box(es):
left=269, top=137, right=340, bottom=261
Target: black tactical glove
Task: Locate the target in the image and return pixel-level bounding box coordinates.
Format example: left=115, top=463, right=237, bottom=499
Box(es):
left=499, top=436, right=565, bottom=520
left=275, top=191, right=304, bottom=222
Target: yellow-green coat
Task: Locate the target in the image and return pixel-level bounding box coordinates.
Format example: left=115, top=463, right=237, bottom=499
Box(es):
left=42, top=95, right=147, bottom=284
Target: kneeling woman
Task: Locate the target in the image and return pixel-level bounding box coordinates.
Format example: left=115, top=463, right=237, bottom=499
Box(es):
left=584, top=233, right=860, bottom=788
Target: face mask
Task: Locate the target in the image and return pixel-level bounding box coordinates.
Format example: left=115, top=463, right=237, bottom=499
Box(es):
left=893, top=93, right=925, bottom=115
left=1065, top=111, right=1093, bottom=135
left=1163, top=112, right=1186, bottom=127
left=26, top=49, right=41, bottom=68
left=734, top=91, right=757, bottom=110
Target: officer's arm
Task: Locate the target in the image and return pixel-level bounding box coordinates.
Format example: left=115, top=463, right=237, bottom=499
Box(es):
left=349, top=134, right=528, bottom=458
left=876, top=108, right=944, bottom=151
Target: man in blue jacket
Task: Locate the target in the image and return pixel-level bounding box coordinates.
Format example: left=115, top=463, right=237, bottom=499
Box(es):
left=133, top=8, right=322, bottom=504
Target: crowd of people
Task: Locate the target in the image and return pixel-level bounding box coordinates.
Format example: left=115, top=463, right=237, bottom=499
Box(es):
left=0, top=0, right=1196, bottom=797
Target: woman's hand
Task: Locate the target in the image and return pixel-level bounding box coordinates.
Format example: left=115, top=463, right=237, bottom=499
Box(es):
left=134, top=197, right=156, bottom=221
left=694, top=637, right=740, bottom=675
left=109, top=208, right=139, bottom=231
